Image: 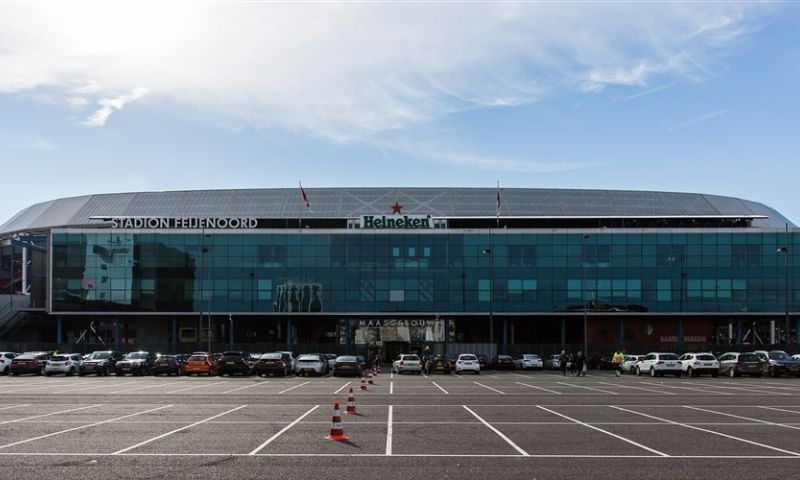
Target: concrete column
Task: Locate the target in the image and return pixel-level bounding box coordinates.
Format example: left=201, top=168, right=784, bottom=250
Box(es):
left=114, top=318, right=120, bottom=351
left=770, top=319, right=777, bottom=345
left=728, top=320, right=734, bottom=346
left=171, top=318, right=177, bottom=354
left=443, top=318, right=448, bottom=355
left=344, top=319, right=351, bottom=355
left=677, top=318, right=684, bottom=352
left=736, top=318, right=742, bottom=346
left=56, top=317, right=62, bottom=344
left=560, top=318, right=566, bottom=348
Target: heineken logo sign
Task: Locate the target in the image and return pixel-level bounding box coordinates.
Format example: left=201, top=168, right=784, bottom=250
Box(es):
left=360, top=215, right=433, bottom=229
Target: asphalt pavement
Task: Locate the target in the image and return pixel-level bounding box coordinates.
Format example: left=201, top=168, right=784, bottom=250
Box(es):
left=1, top=369, right=800, bottom=479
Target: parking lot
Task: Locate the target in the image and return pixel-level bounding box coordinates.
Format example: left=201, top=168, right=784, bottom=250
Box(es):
left=2, top=370, right=800, bottom=479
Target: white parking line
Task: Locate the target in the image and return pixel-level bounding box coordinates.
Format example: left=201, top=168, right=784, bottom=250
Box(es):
left=557, top=382, right=618, bottom=395
left=223, top=381, right=270, bottom=394
left=685, top=381, right=790, bottom=396
left=612, top=406, right=800, bottom=456
left=390, top=381, right=394, bottom=395
left=334, top=382, right=351, bottom=394
left=758, top=406, right=800, bottom=415
left=279, top=381, right=310, bottom=394
left=684, top=406, right=800, bottom=431
left=110, top=382, right=176, bottom=394
left=537, top=405, right=669, bottom=457
left=431, top=382, right=449, bottom=395
left=0, top=405, right=173, bottom=450
left=249, top=405, right=319, bottom=455
left=0, top=404, right=102, bottom=425
left=595, top=381, right=677, bottom=396
left=638, top=381, right=733, bottom=396
left=422, top=373, right=428, bottom=379
left=113, top=405, right=248, bottom=455
left=474, top=382, right=505, bottom=394
left=728, top=382, right=800, bottom=392
left=165, top=381, right=227, bottom=394
left=514, top=382, right=563, bottom=395
left=385, top=405, right=393, bottom=456
left=0, top=404, right=30, bottom=411
left=462, top=406, right=528, bottom=456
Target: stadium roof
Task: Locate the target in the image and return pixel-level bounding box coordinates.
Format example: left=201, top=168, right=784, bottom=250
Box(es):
left=0, top=187, right=794, bottom=235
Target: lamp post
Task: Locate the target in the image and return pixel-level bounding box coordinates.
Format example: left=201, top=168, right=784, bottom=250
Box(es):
left=778, top=246, right=789, bottom=347
left=482, top=249, right=494, bottom=346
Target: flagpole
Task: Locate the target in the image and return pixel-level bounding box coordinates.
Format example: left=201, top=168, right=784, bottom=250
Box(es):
left=496, top=180, right=500, bottom=229
left=298, top=181, right=302, bottom=230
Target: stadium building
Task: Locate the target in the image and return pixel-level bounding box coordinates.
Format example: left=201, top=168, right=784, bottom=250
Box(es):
left=0, top=187, right=797, bottom=359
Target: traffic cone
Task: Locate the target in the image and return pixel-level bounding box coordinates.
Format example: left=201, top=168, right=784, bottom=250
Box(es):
left=325, top=401, right=348, bottom=441
left=373, top=367, right=379, bottom=377
left=360, top=375, right=368, bottom=391
left=368, top=372, right=374, bottom=385
left=345, top=387, right=357, bottom=415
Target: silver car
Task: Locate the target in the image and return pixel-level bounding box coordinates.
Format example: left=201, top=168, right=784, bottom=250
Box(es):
left=392, top=354, right=423, bottom=374
left=45, top=354, right=84, bottom=376
left=295, top=354, right=327, bottom=376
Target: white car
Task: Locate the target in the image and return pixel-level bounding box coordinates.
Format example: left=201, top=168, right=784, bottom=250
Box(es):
left=679, top=353, right=720, bottom=377
left=295, top=354, right=327, bottom=376
left=392, top=354, right=423, bottom=374
left=455, top=354, right=480, bottom=374
left=634, top=352, right=682, bottom=377
left=621, top=355, right=641, bottom=374
left=0, top=352, right=19, bottom=375
left=544, top=354, right=561, bottom=370
left=515, top=354, right=543, bottom=370
left=44, top=354, right=84, bottom=376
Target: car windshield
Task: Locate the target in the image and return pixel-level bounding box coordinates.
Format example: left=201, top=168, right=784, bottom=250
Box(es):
left=336, top=356, right=357, bottom=362
left=403, top=355, right=420, bottom=361
left=326, top=354, right=337, bottom=359
left=298, top=357, right=319, bottom=362
left=261, top=353, right=282, bottom=359
left=769, top=351, right=790, bottom=360
left=126, top=352, right=149, bottom=360
left=523, top=355, right=539, bottom=359
left=740, top=354, right=759, bottom=362
left=50, top=356, right=68, bottom=361
left=659, top=354, right=679, bottom=360
left=187, top=355, right=207, bottom=361
left=89, top=352, right=111, bottom=359
left=157, top=355, right=175, bottom=360
left=461, top=355, right=477, bottom=361
left=498, top=356, right=512, bottom=360
left=430, top=355, right=447, bottom=361
left=696, top=354, right=716, bottom=361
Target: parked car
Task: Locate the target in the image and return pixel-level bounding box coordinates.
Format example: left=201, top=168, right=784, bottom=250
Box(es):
left=621, top=355, right=641, bottom=374
left=295, top=354, right=328, bottom=376
left=424, top=354, right=452, bottom=374
left=514, top=354, right=543, bottom=371
left=9, top=352, right=51, bottom=376
left=493, top=355, right=515, bottom=370
left=544, top=354, right=561, bottom=370
left=588, top=354, right=615, bottom=370
left=356, top=355, right=367, bottom=371
left=455, top=353, right=480, bottom=374
left=332, top=356, right=363, bottom=377
left=115, top=351, right=156, bottom=376
left=392, top=354, right=423, bottom=374
left=184, top=353, right=218, bottom=376
left=754, top=350, right=800, bottom=378
left=255, top=352, right=292, bottom=377
left=218, top=351, right=253, bottom=376
left=679, top=353, right=720, bottom=377
left=634, top=352, right=682, bottom=377
left=80, top=350, right=124, bottom=376
left=325, top=353, right=338, bottom=369
left=477, top=354, right=489, bottom=370
left=0, top=352, right=19, bottom=375
left=718, top=352, right=763, bottom=378
left=151, top=355, right=185, bottom=376
left=278, top=351, right=297, bottom=370
left=44, top=354, right=84, bottom=376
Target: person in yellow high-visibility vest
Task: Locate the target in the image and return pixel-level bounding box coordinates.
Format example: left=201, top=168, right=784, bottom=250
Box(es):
left=612, top=351, right=625, bottom=377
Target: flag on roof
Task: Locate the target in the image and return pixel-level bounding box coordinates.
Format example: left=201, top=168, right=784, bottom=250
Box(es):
left=299, top=182, right=310, bottom=209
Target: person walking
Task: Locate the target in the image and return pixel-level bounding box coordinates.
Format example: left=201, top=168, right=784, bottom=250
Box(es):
left=569, top=352, right=576, bottom=376
left=612, top=350, right=625, bottom=377
left=575, top=351, right=586, bottom=377
left=559, top=350, right=568, bottom=376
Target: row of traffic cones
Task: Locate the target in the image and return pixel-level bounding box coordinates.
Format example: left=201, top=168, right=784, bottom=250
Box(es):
left=327, top=366, right=380, bottom=441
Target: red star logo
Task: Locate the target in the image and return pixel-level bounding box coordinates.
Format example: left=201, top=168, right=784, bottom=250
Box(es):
left=390, top=202, right=403, bottom=214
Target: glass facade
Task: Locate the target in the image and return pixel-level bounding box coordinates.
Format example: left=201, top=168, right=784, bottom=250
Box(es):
left=51, top=229, right=799, bottom=315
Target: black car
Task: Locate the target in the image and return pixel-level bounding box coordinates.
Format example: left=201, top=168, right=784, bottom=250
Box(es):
left=255, top=353, right=292, bottom=377
left=355, top=355, right=367, bottom=371
left=115, top=351, right=156, bottom=376
left=477, top=354, right=489, bottom=370
left=152, top=355, right=184, bottom=376
left=9, top=352, right=51, bottom=376
left=424, top=354, right=451, bottom=374
left=80, top=350, right=124, bottom=376
left=493, top=355, right=515, bottom=370
left=218, top=351, right=253, bottom=376
left=332, top=356, right=362, bottom=377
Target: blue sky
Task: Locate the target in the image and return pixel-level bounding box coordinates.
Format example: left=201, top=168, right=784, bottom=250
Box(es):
left=1, top=2, right=799, bottom=224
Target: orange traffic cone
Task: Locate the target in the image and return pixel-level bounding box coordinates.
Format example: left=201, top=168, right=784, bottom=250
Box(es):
left=368, top=372, right=374, bottom=385
left=360, top=375, right=368, bottom=391
left=373, top=366, right=379, bottom=377
left=325, top=401, right=348, bottom=441
left=345, top=387, right=357, bottom=415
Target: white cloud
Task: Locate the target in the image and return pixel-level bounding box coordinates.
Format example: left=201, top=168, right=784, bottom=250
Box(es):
left=0, top=133, right=56, bottom=151
left=662, top=109, right=729, bottom=131
left=0, top=3, right=767, bottom=140
left=82, top=87, right=148, bottom=126
left=65, top=96, right=88, bottom=107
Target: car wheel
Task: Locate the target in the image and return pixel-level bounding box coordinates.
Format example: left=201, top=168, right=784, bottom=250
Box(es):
left=687, top=367, right=694, bottom=378
left=649, top=367, right=656, bottom=377
left=635, top=366, right=641, bottom=376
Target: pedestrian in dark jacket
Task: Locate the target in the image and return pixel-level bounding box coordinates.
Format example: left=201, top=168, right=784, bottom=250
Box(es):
left=559, top=350, right=568, bottom=376
left=575, top=351, right=586, bottom=377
